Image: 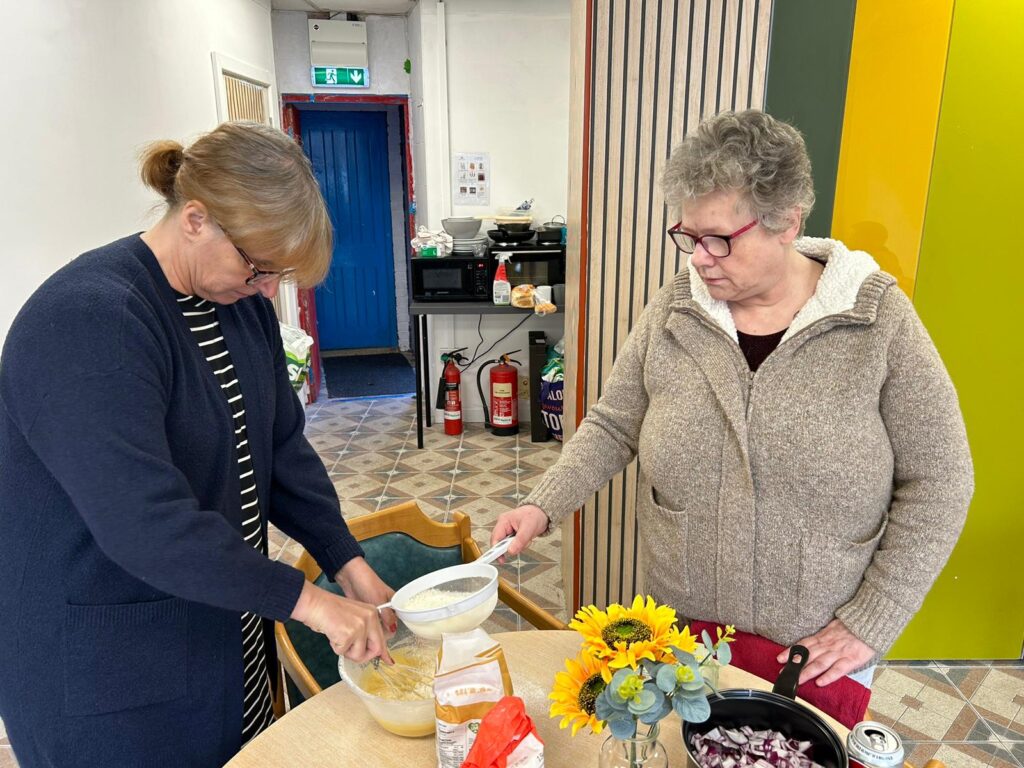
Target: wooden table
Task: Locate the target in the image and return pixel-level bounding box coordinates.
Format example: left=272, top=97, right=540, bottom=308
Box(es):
left=227, top=630, right=848, bottom=767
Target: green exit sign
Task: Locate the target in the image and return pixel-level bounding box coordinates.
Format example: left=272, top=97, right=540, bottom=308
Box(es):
left=311, top=66, right=370, bottom=87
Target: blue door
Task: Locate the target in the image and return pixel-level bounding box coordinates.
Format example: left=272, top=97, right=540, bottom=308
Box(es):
left=301, top=110, right=398, bottom=350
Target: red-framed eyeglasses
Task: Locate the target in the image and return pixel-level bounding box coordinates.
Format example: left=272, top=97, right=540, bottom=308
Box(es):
left=667, top=219, right=758, bottom=258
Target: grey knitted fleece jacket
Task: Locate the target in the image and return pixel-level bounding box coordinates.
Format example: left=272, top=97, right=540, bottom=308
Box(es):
left=525, top=238, right=974, bottom=655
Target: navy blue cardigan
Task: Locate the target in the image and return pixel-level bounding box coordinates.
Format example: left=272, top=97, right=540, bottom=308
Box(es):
left=0, top=235, right=363, bottom=766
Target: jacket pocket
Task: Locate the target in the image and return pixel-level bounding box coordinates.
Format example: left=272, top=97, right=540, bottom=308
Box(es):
left=797, top=518, right=888, bottom=631
left=63, top=597, right=188, bottom=716
left=636, top=484, right=715, bottom=608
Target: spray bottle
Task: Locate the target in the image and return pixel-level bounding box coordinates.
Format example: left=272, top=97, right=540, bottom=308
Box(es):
left=493, top=254, right=511, bottom=306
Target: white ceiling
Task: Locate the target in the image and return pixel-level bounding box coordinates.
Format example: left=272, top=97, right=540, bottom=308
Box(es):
left=270, top=0, right=416, bottom=14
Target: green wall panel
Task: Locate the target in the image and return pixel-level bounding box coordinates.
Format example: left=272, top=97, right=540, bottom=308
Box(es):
left=763, top=0, right=857, bottom=237
left=889, top=0, right=1024, bottom=659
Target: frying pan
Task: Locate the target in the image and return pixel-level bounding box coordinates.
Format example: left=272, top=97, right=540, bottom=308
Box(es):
left=682, top=646, right=848, bottom=768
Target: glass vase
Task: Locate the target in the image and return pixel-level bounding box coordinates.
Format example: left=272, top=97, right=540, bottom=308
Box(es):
left=702, top=658, right=721, bottom=693
left=598, top=723, right=668, bottom=768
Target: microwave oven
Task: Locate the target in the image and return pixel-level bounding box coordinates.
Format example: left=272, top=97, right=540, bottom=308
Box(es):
left=411, top=255, right=495, bottom=301
left=488, top=245, right=566, bottom=288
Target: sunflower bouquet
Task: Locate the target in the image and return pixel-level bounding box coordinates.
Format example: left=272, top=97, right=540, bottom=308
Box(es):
left=550, top=596, right=736, bottom=742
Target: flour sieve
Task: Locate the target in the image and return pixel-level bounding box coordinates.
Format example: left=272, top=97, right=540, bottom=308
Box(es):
left=377, top=536, right=514, bottom=639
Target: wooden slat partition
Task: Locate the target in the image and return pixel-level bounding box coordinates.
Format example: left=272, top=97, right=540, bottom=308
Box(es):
left=563, top=0, right=773, bottom=614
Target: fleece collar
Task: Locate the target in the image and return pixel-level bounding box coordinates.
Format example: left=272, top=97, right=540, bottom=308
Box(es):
left=681, top=237, right=884, bottom=342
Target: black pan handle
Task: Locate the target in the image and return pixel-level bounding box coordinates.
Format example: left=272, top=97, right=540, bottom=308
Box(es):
left=772, top=645, right=809, bottom=700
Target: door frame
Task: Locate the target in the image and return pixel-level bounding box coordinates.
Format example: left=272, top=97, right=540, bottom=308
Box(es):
left=281, top=94, right=415, bottom=404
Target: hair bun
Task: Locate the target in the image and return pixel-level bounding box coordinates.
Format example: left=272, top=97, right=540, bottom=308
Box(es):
left=139, top=140, right=185, bottom=205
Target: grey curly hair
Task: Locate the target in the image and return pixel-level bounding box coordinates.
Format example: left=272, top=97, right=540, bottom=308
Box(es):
left=661, top=109, right=815, bottom=234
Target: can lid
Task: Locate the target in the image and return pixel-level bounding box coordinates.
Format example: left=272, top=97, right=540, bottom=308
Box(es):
left=848, top=722, right=904, bottom=767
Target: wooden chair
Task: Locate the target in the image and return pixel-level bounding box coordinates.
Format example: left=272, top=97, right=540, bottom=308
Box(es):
left=274, top=500, right=566, bottom=710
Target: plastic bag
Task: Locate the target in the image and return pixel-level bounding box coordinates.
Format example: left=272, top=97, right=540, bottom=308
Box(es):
left=434, top=629, right=513, bottom=768
left=412, top=225, right=454, bottom=257
left=461, top=696, right=545, bottom=768
left=540, top=343, right=564, bottom=441
left=279, top=323, right=314, bottom=392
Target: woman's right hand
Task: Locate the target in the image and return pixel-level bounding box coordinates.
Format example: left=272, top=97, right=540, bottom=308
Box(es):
left=491, top=504, right=550, bottom=559
left=291, top=580, right=393, bottom=665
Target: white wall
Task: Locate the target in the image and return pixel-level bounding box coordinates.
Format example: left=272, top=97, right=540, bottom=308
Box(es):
left=0, top=0, right=278, bottom=343
left=272, top=11, right=410, bottom=95
left=444, top=0, right=571, bottom=227
left=408, top=0, right=571, bottom=422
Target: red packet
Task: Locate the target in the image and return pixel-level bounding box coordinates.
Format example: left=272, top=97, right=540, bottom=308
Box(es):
left=461, top=696, right=544, bottom=768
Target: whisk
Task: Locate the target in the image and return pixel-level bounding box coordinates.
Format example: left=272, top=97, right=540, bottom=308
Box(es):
left=370, top=656, right=434, bottom=696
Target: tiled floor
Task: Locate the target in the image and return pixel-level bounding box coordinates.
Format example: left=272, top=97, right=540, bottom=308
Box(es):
left=2, top=394, right=1022, bottom=768
left=869, top=662, right=1024, bottom=768
left=268, top=393, right=568, bottom=630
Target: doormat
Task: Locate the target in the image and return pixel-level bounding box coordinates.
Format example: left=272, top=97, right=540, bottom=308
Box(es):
left=322, top=353, right=415, bottom=399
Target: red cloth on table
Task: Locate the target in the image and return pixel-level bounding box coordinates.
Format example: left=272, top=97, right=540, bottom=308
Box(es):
left=688, top=620, right=870, bottom=729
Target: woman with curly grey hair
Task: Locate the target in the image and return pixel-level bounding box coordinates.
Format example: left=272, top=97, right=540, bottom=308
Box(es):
left=491, top=110, right=973, bottom=720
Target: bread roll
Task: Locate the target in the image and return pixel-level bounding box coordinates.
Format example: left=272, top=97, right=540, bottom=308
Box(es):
left=511, top=284, right=535, bottom=308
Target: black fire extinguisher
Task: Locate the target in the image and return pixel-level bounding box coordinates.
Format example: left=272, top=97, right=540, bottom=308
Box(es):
left=477, top=350, right=522, bottom=437
left=435, top=348, right=468, bottom=436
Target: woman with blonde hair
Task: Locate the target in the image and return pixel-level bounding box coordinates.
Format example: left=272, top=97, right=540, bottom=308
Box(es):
left=0, top=122, right=396, bottom=766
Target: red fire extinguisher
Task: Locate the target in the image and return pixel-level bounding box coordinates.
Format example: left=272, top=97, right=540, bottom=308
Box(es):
left=477, top=351, right=522, bottom=437
left=435, top=348, right=468, bottom=435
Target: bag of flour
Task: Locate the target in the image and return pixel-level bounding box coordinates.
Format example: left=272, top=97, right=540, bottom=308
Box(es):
left=434, top=628, right=513, bottom=768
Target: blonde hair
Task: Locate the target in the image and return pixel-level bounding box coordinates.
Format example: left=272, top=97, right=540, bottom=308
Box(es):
left=662, top=109, right=815, bottom=235
left=139, top=122, right=332, bottom=287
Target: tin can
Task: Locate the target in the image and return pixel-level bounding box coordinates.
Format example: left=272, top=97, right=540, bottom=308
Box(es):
left=848, top=721, right=904, bottom=768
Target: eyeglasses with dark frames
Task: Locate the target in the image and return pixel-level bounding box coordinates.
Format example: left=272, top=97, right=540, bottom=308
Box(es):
left=667, top=219, right=758, bottom=258
left=233, top=244, right=296, bottom=287
left=217, top=222, right=295, bottom=286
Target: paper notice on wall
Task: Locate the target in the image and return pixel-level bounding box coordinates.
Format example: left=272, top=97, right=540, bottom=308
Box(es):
left=453, top=152, right=490, bottom=206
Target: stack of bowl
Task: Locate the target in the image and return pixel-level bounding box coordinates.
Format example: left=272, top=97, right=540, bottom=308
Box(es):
left=442, top=217, right=487, bottom=255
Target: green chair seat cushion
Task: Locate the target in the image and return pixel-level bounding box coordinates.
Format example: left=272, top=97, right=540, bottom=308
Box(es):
left=283, top=532, right=463, bottom=695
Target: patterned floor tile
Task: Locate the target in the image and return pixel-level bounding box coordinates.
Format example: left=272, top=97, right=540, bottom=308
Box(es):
left=365, top=399, right=417, bottom=418
left=398, top=497, right=449, bottom=522
left=345, top=432, right=407, bottom=452
left=517, top=448, right=563, bottom=471
left=480, top=605, right=522, bottom=635
left=968, top=668, right=1024, bottom=741
left=317, top=399, right=372, bottom=418
left=339, top=497, right=381, bottom=518
left=450, top=496, right=517, bottom=530
left=332, top=450, right=399, bottom=474
left=306, top=432, right=350, bottom=452
left=461, top=429, right=519, bottom=451
left=516, top=468, right=547, bottom=495
left=457, top=449, right=518, bottom=472
left=451, top=470, right=518, bottom=497
left=394, top=449, right=459, bottom=473
left=385, top=472, right=453, bottom=500
left=903, top=741, right=1020, bottom=768
left=267, top=524, right=289, bottom=561
left=331, top=474, right=387, bottom=500
left=305, top=414, right=363, bottom=434
left=1003, top=741, right=1024, bottom=765
left=0, top=747, right=16, bottom=768
left=518, top=559, right=566, bottom=611
left=354, top=414, right=413, bottom=433
left=416, top=429, right=463, bottom=450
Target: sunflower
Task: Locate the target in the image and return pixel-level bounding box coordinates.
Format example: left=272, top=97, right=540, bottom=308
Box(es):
left=570, top=595, right=697, bottom=670
left=549, top=650, right=610, bottom=736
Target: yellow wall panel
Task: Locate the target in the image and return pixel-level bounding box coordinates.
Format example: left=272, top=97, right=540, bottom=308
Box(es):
left=888, top=0, right=1024, bottom=660
left=831, top=0, right=954, bottom=297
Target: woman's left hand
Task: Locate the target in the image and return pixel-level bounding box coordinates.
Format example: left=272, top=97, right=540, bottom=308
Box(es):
left=336, top=557, right=398, bottom=636
left=777, top=619, right=876, bottom=686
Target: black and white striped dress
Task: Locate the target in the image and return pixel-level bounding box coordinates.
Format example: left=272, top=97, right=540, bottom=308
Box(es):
left=177, top=293, right=274, bottom=743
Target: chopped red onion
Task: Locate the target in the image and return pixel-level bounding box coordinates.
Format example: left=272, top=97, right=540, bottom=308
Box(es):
left=689, top=726, right=826, bottom=768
